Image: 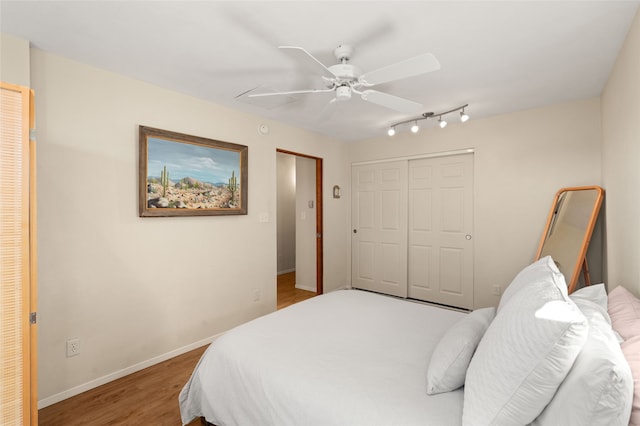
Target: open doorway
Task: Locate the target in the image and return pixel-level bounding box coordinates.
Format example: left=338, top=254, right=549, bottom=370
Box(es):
left=276, top=149, right=323, bottom=309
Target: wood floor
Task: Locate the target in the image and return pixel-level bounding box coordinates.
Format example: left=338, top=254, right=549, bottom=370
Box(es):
left=38, top=272, right=315, bottom=425
left=276, top=271, right=317, bottom=309
left=38, top=345, right=208, bottom=426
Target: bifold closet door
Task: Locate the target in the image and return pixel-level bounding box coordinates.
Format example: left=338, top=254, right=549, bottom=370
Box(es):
left=1, top=82, right=37, bottom=425
left=351, top=161, right=408, bottom=298
left=408, top=154, right=474, bottom=309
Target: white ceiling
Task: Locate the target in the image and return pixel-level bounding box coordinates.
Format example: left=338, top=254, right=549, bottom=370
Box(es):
left=1, top=1, right=638, bottom=142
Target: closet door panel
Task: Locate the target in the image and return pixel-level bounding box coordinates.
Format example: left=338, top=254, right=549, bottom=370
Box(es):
left=408, top=154, right=474, bottom=309
left=356, top=241, right=375, bottom=283
left=352, top=161, right=407, bottom=297
left=439, top=247, right=464, bottom=294
left=408, top=245, right=433, bottom=290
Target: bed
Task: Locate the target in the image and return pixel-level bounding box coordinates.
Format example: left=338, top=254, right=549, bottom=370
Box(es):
left=180, top=256, right=640, bottom=426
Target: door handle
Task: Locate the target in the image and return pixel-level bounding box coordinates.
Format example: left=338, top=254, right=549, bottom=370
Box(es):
left=353, top=229, right=357, bottom=234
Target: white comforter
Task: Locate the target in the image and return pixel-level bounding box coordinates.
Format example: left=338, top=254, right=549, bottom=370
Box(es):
left=179, top=289, right=467, bottom=426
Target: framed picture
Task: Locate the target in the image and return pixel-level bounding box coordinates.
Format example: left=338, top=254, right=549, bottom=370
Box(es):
left=139, top=126, right=248, bottom=217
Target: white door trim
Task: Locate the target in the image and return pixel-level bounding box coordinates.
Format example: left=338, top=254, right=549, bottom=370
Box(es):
left=351, top=148, right=474, bottom=166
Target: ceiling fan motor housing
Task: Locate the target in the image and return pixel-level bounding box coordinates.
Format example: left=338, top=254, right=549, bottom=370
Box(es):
left=328, top=63, right=362, bottom=81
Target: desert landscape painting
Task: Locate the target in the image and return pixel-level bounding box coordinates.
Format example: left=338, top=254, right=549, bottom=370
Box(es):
left=139, top=126, right=248, bottom=217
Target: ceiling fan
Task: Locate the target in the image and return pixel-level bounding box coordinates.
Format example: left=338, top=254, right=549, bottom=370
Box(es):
left=248, top=45, right=440, bottom=113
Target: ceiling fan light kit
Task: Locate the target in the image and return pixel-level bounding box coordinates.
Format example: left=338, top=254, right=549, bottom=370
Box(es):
left=336, top=85, right=352, bottom=101
left=387, top=103, right=470, bottom=136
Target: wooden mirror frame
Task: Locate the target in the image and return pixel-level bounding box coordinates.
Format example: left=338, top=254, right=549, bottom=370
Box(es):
left=535, top=186, right=604, bottom=293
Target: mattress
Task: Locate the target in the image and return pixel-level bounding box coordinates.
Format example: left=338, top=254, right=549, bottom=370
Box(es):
left=179, top=289, right=467, bottom=426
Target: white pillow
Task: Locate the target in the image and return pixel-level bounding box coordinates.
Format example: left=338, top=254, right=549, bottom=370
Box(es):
left=497, top=256, right=565, bottom=313
left=570, top=284, right=614, bottom=331
left=463, top=263, right=588, bottom=426
left=426, top=307, right=495, bottom=395
left=570, top=283, right=608, bottom=311
left=532, top=296, right=633, bottom=426
left=571, top=284, right=624, bottom=344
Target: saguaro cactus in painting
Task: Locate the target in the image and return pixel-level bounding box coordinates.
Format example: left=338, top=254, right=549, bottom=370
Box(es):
left=160, top=165, right=169, bottom=197
left=228, top=170, right=238, bottom=201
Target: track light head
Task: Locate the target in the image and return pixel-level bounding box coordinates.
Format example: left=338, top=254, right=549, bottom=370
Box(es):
left=460, top=109, right=469, bottom=123
left=439, top=117, right=447, bottom=128
left=387, top=127, right=396, bottom=136
left=411, top=121, right=419, bottom=133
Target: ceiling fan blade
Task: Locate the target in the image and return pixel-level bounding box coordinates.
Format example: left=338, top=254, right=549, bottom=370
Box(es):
left=318, top=98, right=338, bottom=122
left=278, top=46, right=336, bottom=79
left=359, top=90, right=423, bottom=113
left=347, top=19, right=394, bottom=51
left=359, top=53, right=440, bottom=86
left=248, top=88, right=335, bottom=98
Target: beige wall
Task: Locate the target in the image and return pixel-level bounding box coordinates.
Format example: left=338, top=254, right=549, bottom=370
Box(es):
left=31, top=48, right=349, bottom=404
left=0, top=33, right=30, bottom=86
left=348, top=98, right=603, bottom=308
left=602, top=9, right=640, bottom=297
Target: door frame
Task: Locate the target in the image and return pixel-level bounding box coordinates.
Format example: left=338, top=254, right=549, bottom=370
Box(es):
left=276, top=149, right=323, bottom=295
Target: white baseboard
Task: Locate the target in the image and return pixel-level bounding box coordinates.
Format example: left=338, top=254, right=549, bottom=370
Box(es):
left=332, top=284, right=350, bottom=291
left=277, top=268, right=295, bottom=275
left=37, top=332, right=223, bottom=409
left=295, top=284, right=316, bottom=292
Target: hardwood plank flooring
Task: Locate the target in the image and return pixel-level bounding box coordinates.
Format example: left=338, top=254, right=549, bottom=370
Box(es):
left=277, top=271, right=317, bottom=310
left=38, top=345, right=207, bottom=426
left=38, top=272, right=315, bottom=425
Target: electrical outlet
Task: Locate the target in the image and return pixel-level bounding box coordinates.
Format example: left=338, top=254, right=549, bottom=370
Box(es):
left=66, top=338, right=80, bottom=357
left=492, top=285, right=502, bottom=296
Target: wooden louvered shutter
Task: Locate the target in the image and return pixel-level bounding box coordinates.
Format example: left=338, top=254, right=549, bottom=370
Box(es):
left=1, top=82, right=37, bottom=426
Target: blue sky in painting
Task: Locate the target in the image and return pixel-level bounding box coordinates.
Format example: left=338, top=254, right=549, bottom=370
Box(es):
left=147, top=138, right=241, bottom=185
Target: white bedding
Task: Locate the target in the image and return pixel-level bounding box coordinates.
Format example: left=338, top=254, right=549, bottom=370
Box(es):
left=179, top=289, right=467, bottom=426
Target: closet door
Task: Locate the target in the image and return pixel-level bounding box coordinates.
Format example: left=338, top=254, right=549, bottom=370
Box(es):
left=408, top=154, right=474, bottom=309
left=351, top=161, right=408, bottom=297
left=1, top=82, right=37, bottom=425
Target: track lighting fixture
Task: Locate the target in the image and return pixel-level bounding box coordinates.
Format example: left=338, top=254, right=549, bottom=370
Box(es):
left=386, top=103, right=469, bottom=136
left=460, top=108, right=469, bottom=123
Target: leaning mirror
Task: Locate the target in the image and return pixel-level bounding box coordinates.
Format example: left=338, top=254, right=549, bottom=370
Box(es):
left=535, top=186, right=604, bottom=293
